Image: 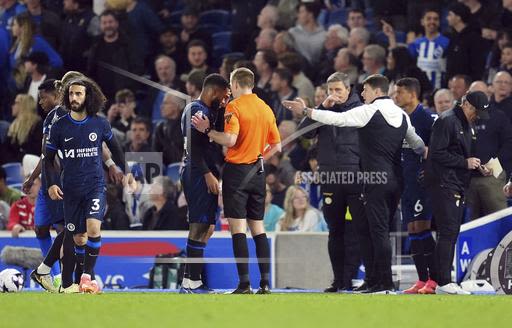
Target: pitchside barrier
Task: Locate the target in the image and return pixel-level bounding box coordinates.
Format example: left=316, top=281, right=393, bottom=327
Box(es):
left=456, top=207, right=512, bottom=292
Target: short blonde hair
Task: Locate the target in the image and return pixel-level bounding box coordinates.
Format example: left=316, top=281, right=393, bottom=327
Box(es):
left=230, top=67, right=254, bottom=88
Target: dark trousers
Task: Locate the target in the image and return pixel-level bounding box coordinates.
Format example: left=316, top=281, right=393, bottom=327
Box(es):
left=430, top=186, right=464, bottom=286
left=362, top=178, right=402, bottom=286
left=321, top=182, right=365, bottom=288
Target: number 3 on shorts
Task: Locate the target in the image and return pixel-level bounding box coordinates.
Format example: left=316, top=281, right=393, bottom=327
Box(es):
left=414, top=200, right=423, bottom=213
left=91, top=198, right=100, bottom=211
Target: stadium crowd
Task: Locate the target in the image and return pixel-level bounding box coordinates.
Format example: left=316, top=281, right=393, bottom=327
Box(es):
left=0, top=0, right=511, bottom=285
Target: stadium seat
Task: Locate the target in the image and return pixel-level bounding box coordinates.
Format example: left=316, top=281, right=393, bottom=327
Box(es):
left=317, top=9, right=329, bottom=28
left=327, top=8, right=348, bottom=27
left=2, top=162, right=23, bottom=185
left=9, top=183, right=22, bottom=191
left=199, top=23, right=229, bottom=34
left=199, top=10, right=231, bottom=27
left=212, top=31, right=232, bottom=61
left=375, top=31, right=407, bottom=47
left=166, top=163, right=182, bottom=184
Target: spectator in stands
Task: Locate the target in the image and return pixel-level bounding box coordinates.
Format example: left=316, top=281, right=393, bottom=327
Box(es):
left=88, top=10, right=143, bottom=102
left=470, top=80, right=492, bottom=99
left=314, top=84, right=327, bottom=107
left=490, top=71, right=512, bottom=122
left=347, top=27, right=370, bottom=58
left=143, top=55, right=182, bottom=120
left=265, top=164, right=288, bottom=208
left=289, top=1, right=326, bottom=66
left=485, top=29, right=512, bottom=84
left=125, top=0, right=164, bottom=63
left=178, top=6, right=212, bottom=52
left=500, top=43, right=512, bottom=76
left=460, top=0, right=500, bottom=52
left=219, top=54, right=241, bottom=81
left=276, top=185, right=326, bottom=232
left=155, top=27, right=186, bottom=74
left=333, top=48, right=359, bottom=86
left=449, top=74, right=472, bottom=101
left=110, top=89, right=137, bottom=134
left=316, top=24, right=349, bottom=84
left=60, top=0, right=100, bottom=72
left=25, top=0, right=60, bottom=49
left=346, top=8, right=366, bottom=31
left=270, top=68, right=298, bottom=124
left=123, top=173, right=152, bottom=230
left=445, top=2, right=486, bottom=81
left=255, top=28, right=278, bottom=52
left=385, top=45, right=433, bottom=100
left=153, top=93, right=185, bottom=166
left=7, top=174, right=38, bottom=237
left=124, top=117, right=151, bottom=153
left=273, top=31, right=296, bottom=56
left=185, top=69, right=205, bottom=100
left=278, top=120, right=307, bottom=172
left=408, top=9, right=450, bottom=90
left=263, top=183, right=284, bottom=232
left=0, top=0, right=26, bottom=30
left=103, top=184, right=130, bottom=230
left=0, top=166, right=22, bottom=205
left=182, top=39, right=216, bottom=83
left=465, top=80, right=512, bottom=220
left=278, top=51, right=315, bottom=104
left=257, top=4, right=279, bottom=30
left=253, top=49, right=278, bottom=95
left=3, top=94, right=42, bottom=163
left=22, top=51, right=50, bottom=102
left=9, top=12, right=62, bottom=89
left=359, top=44, right=386, bottom=84
left=143, top=176, right=188, bottom=230
left=433, top=88, right=455, bottom=115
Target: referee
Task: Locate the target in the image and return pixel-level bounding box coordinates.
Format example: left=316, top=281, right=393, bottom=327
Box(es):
left=425, top=91, right=489, bottom=295
left=286, top=74, right=426, bottom=293
left=192, top=68, right=281, bottom=294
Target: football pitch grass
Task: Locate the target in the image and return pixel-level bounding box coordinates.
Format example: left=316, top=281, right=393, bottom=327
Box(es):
left=1, top=292, right=512, bottom=328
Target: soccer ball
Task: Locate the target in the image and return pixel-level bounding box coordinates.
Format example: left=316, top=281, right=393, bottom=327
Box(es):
left=0, top=269, right=24, bottom=293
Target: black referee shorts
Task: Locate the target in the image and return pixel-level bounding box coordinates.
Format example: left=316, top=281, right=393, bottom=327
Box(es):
left=222, top=162, right=265, bottom=220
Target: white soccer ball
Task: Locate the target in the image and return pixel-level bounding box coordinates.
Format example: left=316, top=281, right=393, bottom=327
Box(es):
left=0, top=269, right=24, bottom=293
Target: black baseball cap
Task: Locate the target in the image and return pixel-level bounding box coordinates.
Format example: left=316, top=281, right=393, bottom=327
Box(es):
left=464, top=91, right=490, bottom=119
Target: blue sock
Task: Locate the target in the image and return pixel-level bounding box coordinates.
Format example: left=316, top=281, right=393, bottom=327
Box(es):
left=37, top=235, right=53, bottom=261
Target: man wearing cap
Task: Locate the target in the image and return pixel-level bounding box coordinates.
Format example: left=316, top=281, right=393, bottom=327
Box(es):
left=424, top=90, right=490, bottom=295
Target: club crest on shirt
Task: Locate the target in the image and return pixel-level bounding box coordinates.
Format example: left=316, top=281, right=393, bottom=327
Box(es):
left=89, top=132, right=97, bottom=141
left=225, top=113, right=233, bottom=124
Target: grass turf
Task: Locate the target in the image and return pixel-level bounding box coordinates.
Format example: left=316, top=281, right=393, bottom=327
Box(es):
left=1, top=293, right=511, bottom=328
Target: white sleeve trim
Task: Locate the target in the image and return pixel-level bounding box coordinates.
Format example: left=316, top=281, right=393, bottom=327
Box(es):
left=310, top=104, right=376, bottom=128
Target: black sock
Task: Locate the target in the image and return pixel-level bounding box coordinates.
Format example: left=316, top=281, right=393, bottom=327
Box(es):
left=423, top=231, right=437, bottom=281
left=84, top=236, right=101, bottom=276
left=410, top=234, right=428, bottom=282
left=186, top=239, right=206, bottom=282
left=232, top=233, right=249, bottom=287
left=61, top=231, right=76, bottom=288
left=74, top=245, right=85, bottom=283
left=253, top=233, right=270, bottom=287
left=43, top=230, right=65, bottom=267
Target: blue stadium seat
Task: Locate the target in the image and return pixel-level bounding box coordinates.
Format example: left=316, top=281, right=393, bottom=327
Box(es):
left=166, top=163, right=182, bottom=184
left=327, top=8, right=348, bottom=27
left=375, top=30, right=407, bottom=47
left=212, top=31, right=232, bottom=60
left=317, top=9, right=329, bottom=28
left=2, top=162, right=23, bottom=185
left=199, top=23, right=229, bottom=34
left=199, top=10, right=231, bottom=27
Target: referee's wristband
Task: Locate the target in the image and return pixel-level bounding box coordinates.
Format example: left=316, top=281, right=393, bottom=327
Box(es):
left=105, top=158, right=116, bottom=168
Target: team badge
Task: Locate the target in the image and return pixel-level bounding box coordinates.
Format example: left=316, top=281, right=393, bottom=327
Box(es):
left=89, top=132, right=97, bottom=141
